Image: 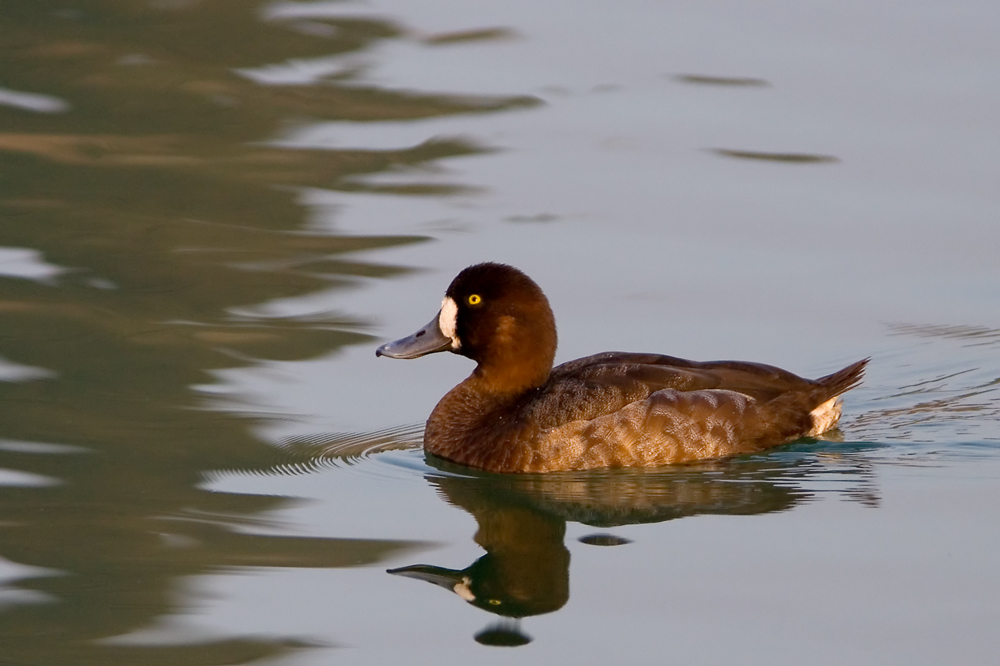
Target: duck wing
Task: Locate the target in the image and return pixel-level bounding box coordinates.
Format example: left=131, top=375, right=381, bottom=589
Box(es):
left=531, top=353, right=865, bottom=428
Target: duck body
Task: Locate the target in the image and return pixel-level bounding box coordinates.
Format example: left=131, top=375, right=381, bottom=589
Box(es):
left=377, top=263, right=868, bottom=473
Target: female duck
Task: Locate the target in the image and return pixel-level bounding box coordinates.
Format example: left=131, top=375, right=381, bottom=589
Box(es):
left=377, top=263, right=867, bottom=473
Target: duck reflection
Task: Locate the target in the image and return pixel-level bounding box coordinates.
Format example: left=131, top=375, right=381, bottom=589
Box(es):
left=391, top=493, right=569, bottom=618
left=390, top=450, right=878, bottom=645
left=389, top=497, right=566, bottom=646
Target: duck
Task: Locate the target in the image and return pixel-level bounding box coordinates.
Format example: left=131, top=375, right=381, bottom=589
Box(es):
left=376, top=263, right=868, bottom=473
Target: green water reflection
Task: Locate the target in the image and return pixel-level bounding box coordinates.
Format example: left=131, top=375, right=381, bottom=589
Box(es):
left=0, top=1, right=535, bottom=663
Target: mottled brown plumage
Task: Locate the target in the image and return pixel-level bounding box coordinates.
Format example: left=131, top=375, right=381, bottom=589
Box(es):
left=377, top=263, right=868, bottom=473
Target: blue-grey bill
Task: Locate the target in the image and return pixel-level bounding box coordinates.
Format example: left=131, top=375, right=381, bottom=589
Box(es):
left=386, top=564, right=463, bottom=589
left=376, top=312, right=453, bottom=359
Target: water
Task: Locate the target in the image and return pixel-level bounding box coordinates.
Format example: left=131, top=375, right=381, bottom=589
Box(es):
left=1, top=1, right=998, bottom=664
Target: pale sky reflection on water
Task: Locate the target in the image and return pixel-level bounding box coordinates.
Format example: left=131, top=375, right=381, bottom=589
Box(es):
left=212, top=0, right=1000, bottom=436
left=187, top=1, right=1000, bottom=664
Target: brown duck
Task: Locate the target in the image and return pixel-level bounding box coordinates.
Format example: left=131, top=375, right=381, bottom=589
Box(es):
left=377, top=263, right=868, bottom=473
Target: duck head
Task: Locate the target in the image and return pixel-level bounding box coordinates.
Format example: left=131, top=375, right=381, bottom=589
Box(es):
left=376, top=263, right=558, bottom=393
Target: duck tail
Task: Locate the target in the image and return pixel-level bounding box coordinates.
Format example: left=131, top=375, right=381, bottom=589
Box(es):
left=801, top=358, right=869, bottom=436
left=815, top=357, right=870, bottom=399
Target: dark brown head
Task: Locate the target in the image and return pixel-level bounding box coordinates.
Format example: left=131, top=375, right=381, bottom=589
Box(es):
left=377, top=263, right=558, bottom=393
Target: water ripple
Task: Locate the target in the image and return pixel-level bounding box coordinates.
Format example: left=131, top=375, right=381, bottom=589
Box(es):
left=212, top=424, right=427, bottom=484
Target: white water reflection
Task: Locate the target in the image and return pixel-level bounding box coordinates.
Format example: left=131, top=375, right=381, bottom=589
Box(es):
left=0, top=87, right=69, bottom=113
left=0, top=468, right=61, bottom=488
left=0, top=439, right=88, bottom=454
left=0, top=247, right=68, bottom=283
left=0, top=557, right=58, bottom=608
left=0, top=358, right=55, bottom=383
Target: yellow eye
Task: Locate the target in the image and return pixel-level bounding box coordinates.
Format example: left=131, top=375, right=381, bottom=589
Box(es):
left=467, top=294, right=482, bottom=305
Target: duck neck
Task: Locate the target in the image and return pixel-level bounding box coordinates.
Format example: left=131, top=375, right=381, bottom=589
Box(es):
left=472, top=359, right=551, bottom=397
left=425, top=363, right=550, bottom=470
left=469, top=311, right=556, bottom=396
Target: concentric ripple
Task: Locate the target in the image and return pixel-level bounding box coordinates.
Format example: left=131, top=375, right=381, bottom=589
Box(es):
left=210, top=424, right=430, bottom=485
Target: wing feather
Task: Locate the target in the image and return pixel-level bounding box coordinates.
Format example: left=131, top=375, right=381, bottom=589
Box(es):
left=528, top=353, right=816, bottom=429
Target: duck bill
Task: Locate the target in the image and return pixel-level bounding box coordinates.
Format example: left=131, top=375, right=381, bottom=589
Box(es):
left=387, top=564, right=476, bottom=601
left=387, top=564, right=464, bottom=589
left=376, top=312, right=454, bottom=359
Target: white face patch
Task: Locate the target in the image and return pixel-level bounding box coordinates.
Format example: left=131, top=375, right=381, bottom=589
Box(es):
left=453, top=577, right=476, bottom=602
left=438, top=296, right=461, bottom=350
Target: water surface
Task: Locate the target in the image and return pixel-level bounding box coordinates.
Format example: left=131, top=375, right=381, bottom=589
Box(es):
left=1, top=1, right=998, bottom=664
